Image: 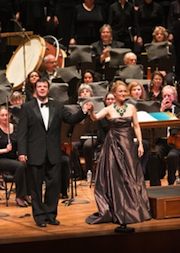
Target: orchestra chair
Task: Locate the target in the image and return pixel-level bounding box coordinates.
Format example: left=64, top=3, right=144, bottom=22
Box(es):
left=0, top=172, right=14, bottom=206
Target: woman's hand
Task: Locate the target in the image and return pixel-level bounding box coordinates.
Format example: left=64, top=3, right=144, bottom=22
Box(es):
left=138, top=143, right=144, bottom=158
left=53, top=16, right=59, bottom=26
left=6, top=143, right=12, bottom=153
left=69, top=38, right=76, bottom=45
left=137, top=37, right=143, bottom=47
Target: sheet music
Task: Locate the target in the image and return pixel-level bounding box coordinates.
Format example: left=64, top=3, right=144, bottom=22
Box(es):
left=137, top=111, right=178, bottom=123
left=137, top=111, right=157, bottom=122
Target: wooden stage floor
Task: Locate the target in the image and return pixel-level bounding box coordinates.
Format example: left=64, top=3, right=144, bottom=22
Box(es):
left=0, top=178, right=180, bottom=253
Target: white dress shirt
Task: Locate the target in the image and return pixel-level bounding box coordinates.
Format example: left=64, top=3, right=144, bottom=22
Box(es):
left=37, top=99, right=49, bottom=131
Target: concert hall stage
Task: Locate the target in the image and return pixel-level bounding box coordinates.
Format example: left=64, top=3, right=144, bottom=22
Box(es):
left=0, top=180, right=180, bottom=253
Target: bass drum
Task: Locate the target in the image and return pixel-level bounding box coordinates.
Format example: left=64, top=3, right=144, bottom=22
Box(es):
left=6, top=35, right=67, bottom=90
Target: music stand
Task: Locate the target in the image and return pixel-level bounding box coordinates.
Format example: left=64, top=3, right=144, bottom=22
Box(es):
left=144, top=42, right=175, bottom=74
left=49, top=82, right=69, bottom=104
left=109, top=48, right=132, bottom=67
left=69, top=45, right=93, bottom=64
left=0, top=85, right=12, bottom=106
left=117, top=64, right=144, bottom=81
left=54, top=66, right=81, bottom=103
left=104, top=48, right=132, bottom=81
left=88, top=81, right=109, bottom=97
left=78, top=97, right=105, bottom=187
left=61, top=106, right=90, bottom=206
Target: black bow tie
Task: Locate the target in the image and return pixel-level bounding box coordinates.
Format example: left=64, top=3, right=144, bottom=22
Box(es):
left=41, top=102, right=49, bottom=108
left=103, top=43, right=111, bottom=48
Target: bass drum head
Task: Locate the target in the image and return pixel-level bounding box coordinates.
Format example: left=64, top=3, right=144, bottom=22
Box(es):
left=6, top=35, right=46, bottom=90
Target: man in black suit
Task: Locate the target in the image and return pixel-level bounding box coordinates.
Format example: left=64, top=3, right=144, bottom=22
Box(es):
left=18, top=77, right=91, bottom=227
left=91, top=24, right=124, bottom=79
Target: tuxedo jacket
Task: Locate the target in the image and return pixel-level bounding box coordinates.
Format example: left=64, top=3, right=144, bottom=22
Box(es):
left=18, top=98, right=86, bottom=166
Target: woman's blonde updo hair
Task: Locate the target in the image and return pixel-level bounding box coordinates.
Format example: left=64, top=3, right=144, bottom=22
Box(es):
left=111, top=80, right=127, bottom=94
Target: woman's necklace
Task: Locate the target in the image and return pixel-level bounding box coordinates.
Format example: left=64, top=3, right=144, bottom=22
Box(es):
left=113, top=102, right=128, bottom=116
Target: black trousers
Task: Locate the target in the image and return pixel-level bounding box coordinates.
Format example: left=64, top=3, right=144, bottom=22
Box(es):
left=150, top=139, right=180, bottom=185
left=27, top=159, right=61, bottom=224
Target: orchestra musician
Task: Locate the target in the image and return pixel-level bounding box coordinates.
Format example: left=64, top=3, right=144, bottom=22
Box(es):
left=155, top=85, right=180, bottom=185
left=91, top=24, right=124, bottom=79
left=0, top=105, right=30, bottom=207
left=40, top=54, right=62, bottom=83
left=70, top=83, right=95, bottom=179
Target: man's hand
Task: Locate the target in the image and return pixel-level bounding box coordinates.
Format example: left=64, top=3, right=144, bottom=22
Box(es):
left=160, top=98, right=171, bottom=112
left=82, top=101, right=93, bottom=113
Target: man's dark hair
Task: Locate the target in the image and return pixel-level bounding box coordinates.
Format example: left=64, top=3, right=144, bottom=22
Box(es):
left=35, top=77, right=50, bottom=89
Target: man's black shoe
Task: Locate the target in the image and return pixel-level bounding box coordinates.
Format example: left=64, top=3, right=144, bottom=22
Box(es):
left=36, top=222, right=47, bottom=227
left=48, top=219, right=60, bottom=225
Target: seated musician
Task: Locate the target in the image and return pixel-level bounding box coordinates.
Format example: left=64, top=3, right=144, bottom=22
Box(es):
left=126, top=81, right=150, bottom=175
left=81, top=69, right=100, bottom=84
left=9, top=91, right=23, bottom=126
left=155, top=85, right=180, bottom=185
left=40, top=54, right=62, bottom=83
left=0, top=105, right=31, bottom=207
left=123, top=52, right=137, bottom=66
left=91, top=24, right=124, bottom=79
left=25, top=70, right=41, bottom=101
left=114, top=52, right=144, bottom=82
left=151, top=26, right=176, bottom=85
left=70, top=84, right=96, bottom=179
left=146, top=70, right=166, bottom=102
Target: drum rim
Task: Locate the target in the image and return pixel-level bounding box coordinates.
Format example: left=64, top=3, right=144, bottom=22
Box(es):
left=6, top=35, right=46, bottom=90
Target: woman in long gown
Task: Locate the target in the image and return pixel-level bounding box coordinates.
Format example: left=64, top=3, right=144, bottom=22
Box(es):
left=86, top=81, right=151, bottom=225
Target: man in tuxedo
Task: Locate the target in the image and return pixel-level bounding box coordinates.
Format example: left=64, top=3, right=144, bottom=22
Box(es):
left=91, top=24, right=124, bottom=79
left=18, top=77, right=91, bottom=227
left=154, top=85, right=180, bottom=186
left=40, top=54, right=62, bottom=83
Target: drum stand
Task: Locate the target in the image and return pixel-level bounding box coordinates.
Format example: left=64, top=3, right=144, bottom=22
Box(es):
left=11, top=19, right=31, bottom=102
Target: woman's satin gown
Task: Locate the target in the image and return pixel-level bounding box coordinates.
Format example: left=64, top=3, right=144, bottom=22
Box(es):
left=86, top=117, right=151, bottom=224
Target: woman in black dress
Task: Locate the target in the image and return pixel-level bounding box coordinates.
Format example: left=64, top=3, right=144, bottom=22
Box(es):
left=0, top=106, right=30, bottom=207
left=69, top=0, right=105, bottom=45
